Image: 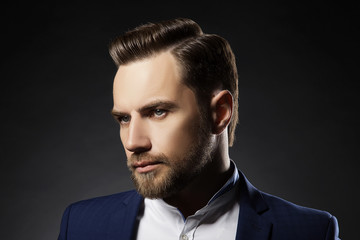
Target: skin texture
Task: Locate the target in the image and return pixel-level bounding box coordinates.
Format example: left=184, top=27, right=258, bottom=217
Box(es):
left=112, top=51, right=234, bottom=217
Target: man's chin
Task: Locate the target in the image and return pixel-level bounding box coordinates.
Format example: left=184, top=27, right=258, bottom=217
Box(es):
left=131, top=170, right=184, bottom=199
left=132, top=172, right=166, bottom=199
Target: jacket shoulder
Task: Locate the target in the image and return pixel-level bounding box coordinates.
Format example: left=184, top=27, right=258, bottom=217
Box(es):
left=260, top=191, right=339, bottom=239
left=262, top=191, right=332, bottom=218
left=58, top=190, right=143, bottom=240
left=69, top=190, right=141, bottom=209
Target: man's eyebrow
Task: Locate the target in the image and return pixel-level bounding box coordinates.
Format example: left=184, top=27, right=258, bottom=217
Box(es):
left=111, top=109, right=125, bottom=117
left=138, top=100, right=179, bottom=113
left=111, top=100, right=179, bottom=117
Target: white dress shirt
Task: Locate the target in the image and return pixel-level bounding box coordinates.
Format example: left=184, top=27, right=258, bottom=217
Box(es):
left=136, top=161, right=240, bottom=240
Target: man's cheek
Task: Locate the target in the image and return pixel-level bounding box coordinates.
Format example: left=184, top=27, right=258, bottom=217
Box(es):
left=157, top=129, right=193, bottom=155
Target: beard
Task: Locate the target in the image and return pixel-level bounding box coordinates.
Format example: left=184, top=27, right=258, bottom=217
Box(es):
left=127, top=118, right=213, bottom=199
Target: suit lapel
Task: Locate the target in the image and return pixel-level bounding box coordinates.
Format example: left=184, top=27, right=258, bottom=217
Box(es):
left=107, top=191, right=144, bottom=240
left=236, top=171, right=273, bottom=240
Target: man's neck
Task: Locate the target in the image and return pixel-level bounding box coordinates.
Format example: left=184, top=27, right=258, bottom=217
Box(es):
left=163, top=149, right=232, bottom=218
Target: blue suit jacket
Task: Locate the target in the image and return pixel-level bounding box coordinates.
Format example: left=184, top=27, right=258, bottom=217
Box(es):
left=58, top=171, right=340, bottom=239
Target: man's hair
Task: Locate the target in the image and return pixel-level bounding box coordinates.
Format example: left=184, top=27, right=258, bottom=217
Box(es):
left=109, top=18, right=239, bottom=146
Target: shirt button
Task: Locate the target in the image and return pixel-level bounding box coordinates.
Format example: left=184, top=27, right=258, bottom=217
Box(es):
left=180, top=234, right=188, bottom=240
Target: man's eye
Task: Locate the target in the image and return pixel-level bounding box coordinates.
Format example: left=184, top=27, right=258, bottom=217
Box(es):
left=119, top=115, right=130, bottom=124
left=153, top=109, right=166, bottom=117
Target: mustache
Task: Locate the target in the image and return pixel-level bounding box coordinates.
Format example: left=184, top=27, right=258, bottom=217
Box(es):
left=127, top=153, right=169, bottom=166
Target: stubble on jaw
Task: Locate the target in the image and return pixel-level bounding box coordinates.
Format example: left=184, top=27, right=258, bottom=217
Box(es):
left=127, top=116, right=213, bottom=199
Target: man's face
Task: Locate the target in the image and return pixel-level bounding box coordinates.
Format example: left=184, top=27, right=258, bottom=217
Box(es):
left=112, top=52, right=213, bottom=199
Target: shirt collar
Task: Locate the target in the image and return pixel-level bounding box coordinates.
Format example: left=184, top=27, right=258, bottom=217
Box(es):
left=208, top=159, right=239, bottom=204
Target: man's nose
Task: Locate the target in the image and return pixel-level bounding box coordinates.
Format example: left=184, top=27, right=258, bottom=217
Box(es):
left=124, top=116, right=151, bottom=154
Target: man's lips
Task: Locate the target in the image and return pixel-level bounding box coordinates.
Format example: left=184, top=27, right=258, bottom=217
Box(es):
left=132, top=161, right=163, bottom=174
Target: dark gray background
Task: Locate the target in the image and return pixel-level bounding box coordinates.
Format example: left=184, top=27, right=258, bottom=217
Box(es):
left=1, top=1, right=358, bottom=239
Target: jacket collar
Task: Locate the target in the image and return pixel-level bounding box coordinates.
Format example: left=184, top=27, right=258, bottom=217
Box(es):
left=108, top=190, right=143, bottom=240
left=235, top=170, right=273, bottom=240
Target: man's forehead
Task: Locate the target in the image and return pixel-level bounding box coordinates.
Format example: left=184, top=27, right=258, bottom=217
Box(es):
left=114, top=52, right=182, bottom=87
left=112, top=51, right=194, bottom=111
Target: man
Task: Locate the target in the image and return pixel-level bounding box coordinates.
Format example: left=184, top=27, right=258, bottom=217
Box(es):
left=58, top=18, right=340, bottom=239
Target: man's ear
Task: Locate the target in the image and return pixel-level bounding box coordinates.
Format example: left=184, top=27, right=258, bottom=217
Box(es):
left=210, top=90, right=233, bottom=135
